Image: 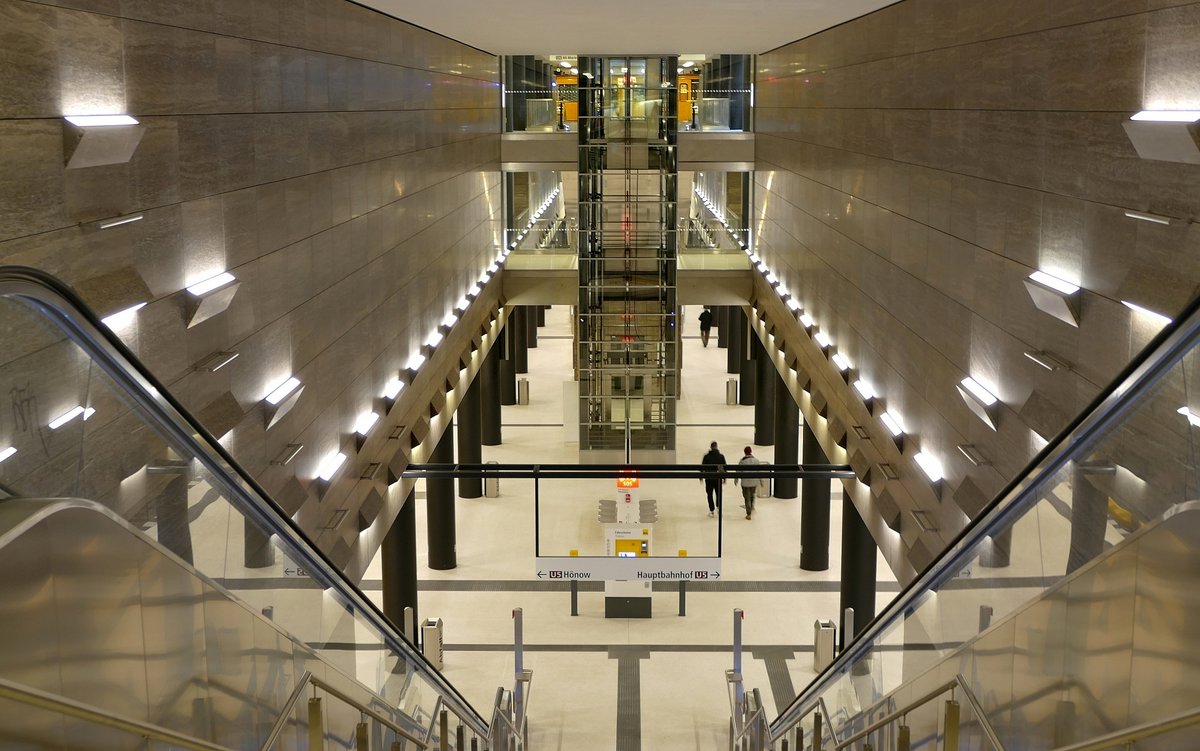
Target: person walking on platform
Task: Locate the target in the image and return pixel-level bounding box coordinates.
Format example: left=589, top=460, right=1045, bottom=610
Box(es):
left=735, top=446, right=767, bottom=519
left=698, top=307, right=714, bottom=347
left=701, top=441, right=727, bottom=517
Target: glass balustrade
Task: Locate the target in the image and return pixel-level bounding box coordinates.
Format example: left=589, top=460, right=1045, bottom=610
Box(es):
left=0, top=268, right=485, bottom=749
left=769, top=294, right=1200, bottom=751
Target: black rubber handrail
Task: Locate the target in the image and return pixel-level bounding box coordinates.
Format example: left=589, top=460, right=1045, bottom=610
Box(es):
left=0, top=266, right=487, bottom=735
left=771, top=287, right=1200, bottom=737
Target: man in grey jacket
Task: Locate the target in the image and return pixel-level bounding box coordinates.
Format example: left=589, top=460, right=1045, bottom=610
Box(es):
left=734, top=446, right=768, bottom=519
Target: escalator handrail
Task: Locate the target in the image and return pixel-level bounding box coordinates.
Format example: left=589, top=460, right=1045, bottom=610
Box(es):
left=0, top=266, right=486, bottom=734
left=771, top=288, right=1200, bottom=736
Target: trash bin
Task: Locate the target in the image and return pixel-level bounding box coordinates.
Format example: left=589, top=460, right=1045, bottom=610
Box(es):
left=517, top=377, right=530, bottom=405
left=484, top=460, right=500, bottom=498
left=814, top=619, right=836, bottom=671
left=422, top=617, right=444, bottom=670
left=726, top=378, right=738, bottom=405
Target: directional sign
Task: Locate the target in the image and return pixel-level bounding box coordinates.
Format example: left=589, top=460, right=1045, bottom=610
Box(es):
left=535, top=556, right=721, bottom=582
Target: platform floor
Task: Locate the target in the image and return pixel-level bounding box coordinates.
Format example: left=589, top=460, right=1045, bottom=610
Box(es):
left=363, top=306, right=899, bottom=750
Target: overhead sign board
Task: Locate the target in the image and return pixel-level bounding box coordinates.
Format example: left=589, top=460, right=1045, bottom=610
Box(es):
left=535, top=556, right=721, bottom=582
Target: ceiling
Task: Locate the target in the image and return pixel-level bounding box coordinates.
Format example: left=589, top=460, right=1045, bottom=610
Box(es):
left=360, top=0, right=898, bottom=56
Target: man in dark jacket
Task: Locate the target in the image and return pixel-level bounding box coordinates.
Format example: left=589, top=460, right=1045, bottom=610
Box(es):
left=700, top=441, right=727, bottom=516
left=698, top=307, right=713, bottom=347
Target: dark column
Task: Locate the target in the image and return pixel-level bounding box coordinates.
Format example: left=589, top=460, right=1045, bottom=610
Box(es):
left=1068, top=465, right=1108, bottom=574
left=382, top=488, right=418, bottom=637
left=716, top=306, right=729, bottom=349
left=753, top=336, right=775, bottom=445
left=525, top=304, right=539, bottom=349
left=457, top=378, right=483, bottom=498
left=500, top=315, right=518, bottom=405
left=537, top=305, right=547, bottom=326
left=480, top=343, right=503, bottom=445
left=738, top=315, right=756, bottom=406
left=156, top=471, right=193, bottom=565
left=800, top=422, right=830, bottom=571
left=727, top=307, right=743, bottom=374
left=839, top=490, right=876, bottom=649
left=512, top=307, right=529, bottom=374
left=773, top=378, right=799, bottom=499
left=427, top=423, right=457, bottom=570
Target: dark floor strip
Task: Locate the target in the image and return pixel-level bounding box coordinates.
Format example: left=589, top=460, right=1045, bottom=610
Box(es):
left=751, top=647, right=797, bottom=711
left=611, top=647, right=649, bottom=751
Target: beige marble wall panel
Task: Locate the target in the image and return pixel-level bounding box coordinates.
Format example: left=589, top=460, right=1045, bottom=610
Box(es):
left=0, top=0, right=501, bottom=568
left=759, top=1, right=1200, bottom=576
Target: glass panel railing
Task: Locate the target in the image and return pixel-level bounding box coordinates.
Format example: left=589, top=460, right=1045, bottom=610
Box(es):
left=769, top=292, right=1200, bottom=750
left=0, top=268, right=485, bottom=744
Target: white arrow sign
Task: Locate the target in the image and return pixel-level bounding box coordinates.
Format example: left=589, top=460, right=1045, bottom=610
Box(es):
left=535, top=556, right=721, bottom=582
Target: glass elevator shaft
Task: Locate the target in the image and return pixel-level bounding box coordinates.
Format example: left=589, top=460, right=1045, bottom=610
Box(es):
left=576, top=56, right=680, bottom=459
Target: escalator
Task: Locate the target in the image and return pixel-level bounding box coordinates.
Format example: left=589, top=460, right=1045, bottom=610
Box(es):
left=0, top=268, right=490, bottom=750
left=738, top=291, right=1200, bottom=751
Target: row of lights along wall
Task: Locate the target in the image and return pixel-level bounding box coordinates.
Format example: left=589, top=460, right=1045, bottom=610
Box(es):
left=749, top=109, right=1195, bottom=492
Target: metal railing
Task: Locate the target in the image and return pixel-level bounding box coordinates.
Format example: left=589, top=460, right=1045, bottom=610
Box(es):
left=0, top=267, right=487, bottom=740
left=0, top=676, right=233, bottom=751
left=767, top=286, right=1200, bottom=748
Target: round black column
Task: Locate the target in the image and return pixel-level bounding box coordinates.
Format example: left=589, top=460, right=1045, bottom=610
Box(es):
left=753, top=336, right=775, bottom=444
left=383, top=487, right=418, bottom=636
left=839, top=490, right=876, bottom=649
left=426, top=422, right=457, bottom=570
left=773, top=378, right=799, bottom=498
left=456, top=378, right=483, bottom=498
left=800, top=422, right=830, bottom=571
left=480, top=342, right=503, bottom=445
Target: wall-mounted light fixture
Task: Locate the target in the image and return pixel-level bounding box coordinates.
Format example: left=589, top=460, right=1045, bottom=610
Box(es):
left=355, top=410, right=379, bottom=450
left=195, top=351, right=239, bottom=373
left=813, top=331, right=833, bottom=350
left=786, top=298, right=802, bottom=313
left=95, top=213, right=144, bottom=230
left=957, top=444, right=989, bottom=466
left=1024, top=270, right=1081, bottom=327
left=852, top=378, right=876, bottom=407
left=63, top=114, right=146, bottom=169
left=263, top=376, right=304, bottom=429
left=957, top=376, right=1000, bottom=430
left=1123, top=209, right=1172, bottom=225
left=440, top=311, right=459, bottom=331
left=183, top=271, right=240, bottom=328
left=1023, top=350, right=1070, bottom=372
left=1177, top=406, right=1200, bottom=428
left=799, top=313, right=815, bottom=329
left=914, top=451, right=945, bottom=483
left=880, top=410, right=905, bottom=449
left=49, top=406, right=95, bottom=430
left=1122, top=300, right=1172, bottom=326
left=270, top=443, right=304, bottom=466
left=1122, top=111, right=1200, bottom=164
left=316, top=451, right=347, bottom=482
left=404, top=352, right=427, bottom=378
left=383, top=376, right=404, bottom=401
left=0, top=446, right=16, bottom=463
left=101, top=302, right=146, bottom=329
left=831, top=353, right=852, bottom=373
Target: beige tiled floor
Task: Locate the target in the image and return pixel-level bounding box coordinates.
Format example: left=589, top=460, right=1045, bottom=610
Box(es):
left=364, top=306, right=898, bottom=750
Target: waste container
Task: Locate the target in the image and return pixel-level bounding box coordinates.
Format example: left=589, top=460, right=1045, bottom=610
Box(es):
left=726, top=378, right=738, bottom=405
left=517, top=378, right=530, bottom=405
left=422, top=617, right=444, bottom=670
left=814, top=619, right=836, bottom=671
left=484, top=460, right=500, bottom=498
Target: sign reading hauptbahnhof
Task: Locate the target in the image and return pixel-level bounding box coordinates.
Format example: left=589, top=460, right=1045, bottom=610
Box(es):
left=535, top=557, right=722, bottom=582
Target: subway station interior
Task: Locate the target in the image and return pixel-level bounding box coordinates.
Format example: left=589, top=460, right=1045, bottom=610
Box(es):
left=1, top=1, right=1199, bottom=749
